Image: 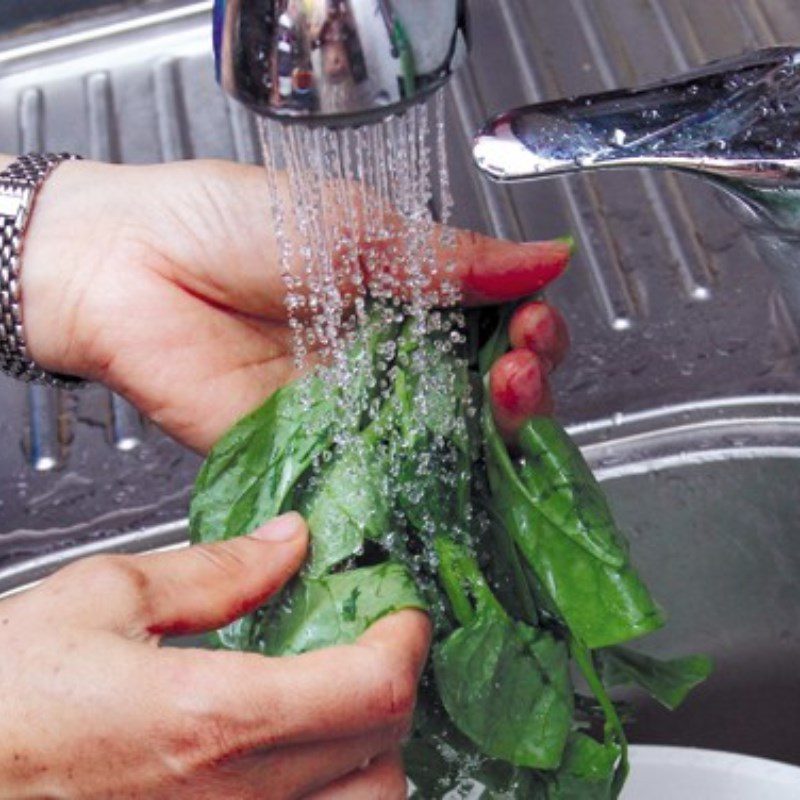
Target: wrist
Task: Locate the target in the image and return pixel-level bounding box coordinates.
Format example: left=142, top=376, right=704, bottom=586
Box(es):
left=18, top=159, right=151, bottom=381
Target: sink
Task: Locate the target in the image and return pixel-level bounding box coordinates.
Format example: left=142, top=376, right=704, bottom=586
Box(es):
left=573, top=398, right=800, bottom=766
left=0, top=0, right=799, bottom=772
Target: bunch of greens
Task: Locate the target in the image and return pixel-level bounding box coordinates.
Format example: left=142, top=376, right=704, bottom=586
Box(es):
left=189, top=303, right=711, bottom=798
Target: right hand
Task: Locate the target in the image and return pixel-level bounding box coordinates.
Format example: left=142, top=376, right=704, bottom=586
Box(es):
left=0, top=512, right=430, bottom=799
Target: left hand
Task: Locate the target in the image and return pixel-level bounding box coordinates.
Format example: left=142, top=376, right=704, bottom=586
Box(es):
left=13, top=157, right=571, bottom=453
left=0, top=513, right=429, bottom=799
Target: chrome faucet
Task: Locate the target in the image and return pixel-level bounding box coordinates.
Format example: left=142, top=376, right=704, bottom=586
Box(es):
left=213, top=0, right=469, bottom=128
left=473, top=47, right=800, bottom=322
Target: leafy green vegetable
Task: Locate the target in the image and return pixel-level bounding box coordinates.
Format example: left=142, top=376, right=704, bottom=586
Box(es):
left=543, top=734, right=621, bottom=799
left=570, top=638, right=629, bottom=793
left=389, top=324, right=475, bottom=544
left=257, top=562, right=426, bottom=655
left=434, top=605, right=573, bottom=769
left=517, top=419, right=628, bottom=567
left=407, top=696, right=548, bottom=799
left=486, top=413, right=664, bottom=650
left=300, top=439, right=391, bottom=577
left=189, top=298, right=709, bottom=798
left=190, top=375, right=337, bottom=544
left=190, top=309, right=400, bottom=545
left=598, top=647, right=713, bottom=711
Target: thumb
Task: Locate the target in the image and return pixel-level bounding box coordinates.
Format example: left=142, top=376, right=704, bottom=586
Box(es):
left=137, top=512, right=308, bottom=637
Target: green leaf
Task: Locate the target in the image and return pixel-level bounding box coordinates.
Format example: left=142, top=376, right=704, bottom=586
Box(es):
left=433, top=607, right=573, bottom=769
left=544, top=734, right=620, bottom=800
left=388, top=330, right=476, bottom=544
left=406, top=695, right=546, bottom=799
left=570, top=639, right=628, bottom=793
left=189, top=375, right=337, bottom=544
left=189, top=307, right=401, bottom=547
left=301, top=439, right=392, bottom=577
left=257, top=562, right=427, bottom=656
left=207, top=610, right=263, bottom=652
left=517, top=419, right=628, bottom=567
left=486, top=412, right=664, bottom=649
left=598, top=647, right=713, bottom=711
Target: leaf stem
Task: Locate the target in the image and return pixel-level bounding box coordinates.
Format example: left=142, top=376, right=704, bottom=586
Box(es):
left=571, top=638, right=629, bottom=797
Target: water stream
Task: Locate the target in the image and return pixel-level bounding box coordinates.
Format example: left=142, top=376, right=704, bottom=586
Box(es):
left=258, top=91, right=475, bottom=596
left=260, top=90, right=458, bottom=374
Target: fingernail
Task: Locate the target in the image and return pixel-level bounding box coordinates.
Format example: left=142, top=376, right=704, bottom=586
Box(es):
left=250, top=512, right=306, bottom=543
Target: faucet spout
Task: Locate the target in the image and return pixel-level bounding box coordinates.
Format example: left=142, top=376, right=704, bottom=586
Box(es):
left=473, top=47, right=800, bottom=326
left=473, top=47, right=800, bottom=190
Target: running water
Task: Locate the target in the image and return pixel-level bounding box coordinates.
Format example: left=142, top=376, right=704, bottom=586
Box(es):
left=259, top=90, right=459, bottom=374
left=258, top=90, right=473, bottom=577
left=259, top=94, right=500, bottom=795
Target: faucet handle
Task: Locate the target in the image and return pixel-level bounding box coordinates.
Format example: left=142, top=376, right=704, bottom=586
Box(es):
left=473, top=47, right=800, bottom=190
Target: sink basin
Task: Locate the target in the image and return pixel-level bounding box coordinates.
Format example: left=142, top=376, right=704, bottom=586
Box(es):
left=574, top=398, right=800, bottom=765
left=0, top=0, right=799, bottom=779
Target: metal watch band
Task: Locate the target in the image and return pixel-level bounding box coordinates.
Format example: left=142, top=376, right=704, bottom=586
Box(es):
left=0, top=152, right=85, bottom=389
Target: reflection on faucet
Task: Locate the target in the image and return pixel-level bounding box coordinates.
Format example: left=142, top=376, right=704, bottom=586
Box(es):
left=311, top=0, right=368, bottom=115
left=276, top=3, right=314, bottom=110
left=214, top=0, right=469, bottom=127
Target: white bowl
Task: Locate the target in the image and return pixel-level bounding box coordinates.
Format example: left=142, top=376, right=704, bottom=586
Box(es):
left=624, top=746, right=800, bottom=799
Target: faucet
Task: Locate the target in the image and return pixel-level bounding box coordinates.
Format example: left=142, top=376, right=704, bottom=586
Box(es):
left=473, top=47, right=800, bottom=324
left=213, top=0, right=469, bottom=128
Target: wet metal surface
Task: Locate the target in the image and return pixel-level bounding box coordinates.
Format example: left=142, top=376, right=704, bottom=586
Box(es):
left=1, top=0, right=798, bottom=567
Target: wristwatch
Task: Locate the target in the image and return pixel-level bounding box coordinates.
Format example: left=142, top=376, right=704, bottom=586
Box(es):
left=0, top=152, right=85, bottom=388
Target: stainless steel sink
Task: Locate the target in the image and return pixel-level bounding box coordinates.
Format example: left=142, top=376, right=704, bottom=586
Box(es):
left=573, top=397, right=800, bottom=766
left=1, top=0, right=799, bottom=769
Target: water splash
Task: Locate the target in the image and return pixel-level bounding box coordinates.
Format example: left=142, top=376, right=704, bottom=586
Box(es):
left=259, top=92, right=456, bottom=371
left=258, top=91, right=474, bottom=572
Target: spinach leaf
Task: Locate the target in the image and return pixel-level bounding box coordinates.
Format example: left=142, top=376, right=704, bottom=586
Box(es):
left=389, top=327, right=476, bottom=545
left=544, top=734, right=620, bottom=800
left=485, top=411, right=664, bottom=649
left=189, top=308, right=401, bottom=546
left=190, top=375, right=337, bottom=544
left=256, top=562, right=426, bottom=656
left=434, top=605, right=573, bottom=770
left=517, top=419, right=628, bottom=567
left=570, top=640, right=628, bottom=794
left=301, top=439, right=392, bottom=577
left=598, top=647, right=713, bottom=711
left=189, top=296, right=710, bottom=799
left=407, top=695, right=547, bottom=799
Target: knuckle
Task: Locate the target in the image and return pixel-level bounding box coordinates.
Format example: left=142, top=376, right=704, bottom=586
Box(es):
left=190, top=541, right=251, bottom=581
left=52, top=554, right=149, bottom=598
left=45, top=555, right=155, bottom=625
left=162, top=698, right=239, bottom=775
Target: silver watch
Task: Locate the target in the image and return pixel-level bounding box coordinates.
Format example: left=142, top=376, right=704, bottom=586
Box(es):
left=0, top=153, right=85, bottom=388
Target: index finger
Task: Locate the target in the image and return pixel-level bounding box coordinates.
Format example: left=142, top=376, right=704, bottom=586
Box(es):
left=158, top=609, right=431, bottom=755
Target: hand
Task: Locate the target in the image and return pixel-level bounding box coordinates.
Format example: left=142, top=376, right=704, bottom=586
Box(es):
left=0, top=512, right=429, bottom=799
left=14, top=157, right=571, bottom=453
